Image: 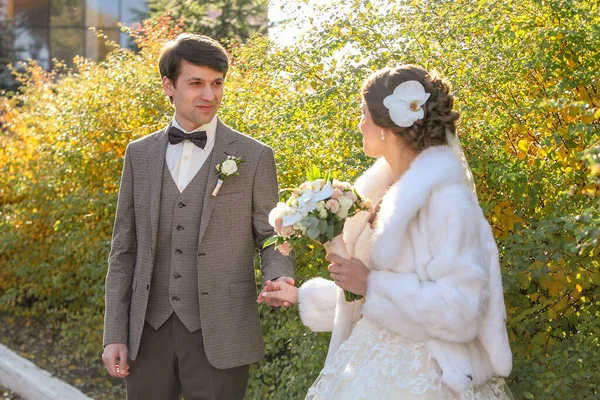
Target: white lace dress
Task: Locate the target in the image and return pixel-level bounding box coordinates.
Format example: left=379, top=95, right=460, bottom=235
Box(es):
left=305, top=224, right=513, bottom=400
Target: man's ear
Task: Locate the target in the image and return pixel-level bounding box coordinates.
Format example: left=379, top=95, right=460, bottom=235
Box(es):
left=162, top=76, right=175, bottom=97
left=162, top=76, right=175, bottom=105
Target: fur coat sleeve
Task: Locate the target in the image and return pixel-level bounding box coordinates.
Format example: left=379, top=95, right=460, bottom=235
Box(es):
left=298, top=277, right=338, bottom=332
left=362, top=183, right=490, bottom=343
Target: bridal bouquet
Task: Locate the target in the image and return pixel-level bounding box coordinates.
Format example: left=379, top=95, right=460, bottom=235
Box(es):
left=264, top=167, right=372, bottom=301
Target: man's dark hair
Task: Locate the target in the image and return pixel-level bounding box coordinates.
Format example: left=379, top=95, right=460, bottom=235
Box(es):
left=159, top=34, right=229, bottom=86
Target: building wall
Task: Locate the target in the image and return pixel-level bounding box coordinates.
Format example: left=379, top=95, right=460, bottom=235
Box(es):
left=0, top=0, right=147, bottom=90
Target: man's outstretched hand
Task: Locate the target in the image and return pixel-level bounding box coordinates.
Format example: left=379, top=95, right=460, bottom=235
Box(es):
left=257, top=276, right=296, bottom=307
left=257, top=277, right=298, bottom=307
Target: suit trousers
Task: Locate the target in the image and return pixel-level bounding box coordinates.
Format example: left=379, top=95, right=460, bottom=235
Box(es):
left=126, top=314, right=249, bottom=400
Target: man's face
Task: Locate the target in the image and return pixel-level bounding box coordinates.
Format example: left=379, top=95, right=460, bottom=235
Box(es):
left=162, top=60, right=224, bottom=131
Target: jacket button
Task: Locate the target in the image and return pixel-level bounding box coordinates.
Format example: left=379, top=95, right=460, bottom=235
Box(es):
left=146, top=284, right=150, bottom=290
left=198, top=252, right=206, bottom=256
left=175, top=249, right=183, bottom=255
left=171, top=296, right=180, bottom=301
left=176, top=225, right=184, bottom=231
left=173, top=273, right=181, bottom=279
left=178, top=202, right=186, bottom=208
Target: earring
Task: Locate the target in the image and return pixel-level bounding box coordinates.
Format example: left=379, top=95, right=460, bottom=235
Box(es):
left=380, top=130, right=385, bottom=141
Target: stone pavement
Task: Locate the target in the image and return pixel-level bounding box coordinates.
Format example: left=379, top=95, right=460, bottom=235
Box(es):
left=0, top=344, right=92, bottom=400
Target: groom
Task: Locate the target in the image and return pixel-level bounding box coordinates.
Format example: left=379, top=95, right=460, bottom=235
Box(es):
left=102, top=34, right=295, bottom=399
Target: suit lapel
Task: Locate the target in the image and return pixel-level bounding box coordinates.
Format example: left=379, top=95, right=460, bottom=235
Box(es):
left=197, top=118, right=237, bottom=246
left=148, top=125, right=170, bottom=249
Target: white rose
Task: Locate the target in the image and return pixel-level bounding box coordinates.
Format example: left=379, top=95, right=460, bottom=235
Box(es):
left=316, top=201, right=326, bottom=212
left=319, top=208, right=328, bottom=219
left=221, top=159, right=238, bottom=175
left=293, top=221, right=307, bottom=235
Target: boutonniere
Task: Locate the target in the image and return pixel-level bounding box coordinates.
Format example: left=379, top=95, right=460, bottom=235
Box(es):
left=212, top=155, right=244, bottom=196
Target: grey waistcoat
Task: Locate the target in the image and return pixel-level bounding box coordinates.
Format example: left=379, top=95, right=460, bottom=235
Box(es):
left=145, top=159, right=211, bottom=332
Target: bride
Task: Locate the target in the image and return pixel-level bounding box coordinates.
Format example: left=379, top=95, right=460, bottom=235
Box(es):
left=259, top=64, right=513, bottom=399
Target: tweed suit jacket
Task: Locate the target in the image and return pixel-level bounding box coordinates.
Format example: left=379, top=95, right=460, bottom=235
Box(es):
left=103, top=118, right=295, bottom=368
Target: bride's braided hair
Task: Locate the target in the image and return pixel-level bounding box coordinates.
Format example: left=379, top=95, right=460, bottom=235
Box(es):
left=361, top=65, right=459, bottom=151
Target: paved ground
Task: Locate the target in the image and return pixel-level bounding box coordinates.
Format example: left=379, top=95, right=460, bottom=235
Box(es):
left=1, top=386, right=23, bottom=399
left=0, top=343, right=93, bottom=400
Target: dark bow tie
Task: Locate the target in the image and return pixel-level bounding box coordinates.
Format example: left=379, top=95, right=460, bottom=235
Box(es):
left=168, top=126, right=208, bottom=149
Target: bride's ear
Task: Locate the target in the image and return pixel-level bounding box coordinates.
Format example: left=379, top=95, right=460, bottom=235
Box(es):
left=380, top=128, right=396, bottom=140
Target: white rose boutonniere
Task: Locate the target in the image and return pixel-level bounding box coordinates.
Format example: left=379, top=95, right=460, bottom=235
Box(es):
left=212, top=155, right=244, bottom=196
left=220, top=159, right=238, bottom=175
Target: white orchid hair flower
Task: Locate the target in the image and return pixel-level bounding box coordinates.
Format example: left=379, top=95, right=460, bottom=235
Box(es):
left=382, top=80, right=431, bottom=128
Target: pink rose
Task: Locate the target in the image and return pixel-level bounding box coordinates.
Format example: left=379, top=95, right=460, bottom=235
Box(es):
left=332, top=179, right=352, bottom=191
left=274, top=217, right=283, bottom=235
left=331, top=188, right=343, bottom=199
left=299, top=181, right=311, bottom=190
left=332, top=179, right=344, bottom=190
left=325, top=199, right=340, bottom=213
left=277, top=242, right=293, bottom=256
left=345, top=191, right=357, bottom=203
left=280, top=224, right=294, bottom=238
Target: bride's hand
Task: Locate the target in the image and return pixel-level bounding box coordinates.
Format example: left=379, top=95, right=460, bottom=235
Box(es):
left=257, top=279, right=299, bottom=306
left=326, top=253, right=370, bottom=296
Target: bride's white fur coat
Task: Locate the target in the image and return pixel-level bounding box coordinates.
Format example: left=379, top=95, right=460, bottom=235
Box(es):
left=297, top=146, right=512, bottom=393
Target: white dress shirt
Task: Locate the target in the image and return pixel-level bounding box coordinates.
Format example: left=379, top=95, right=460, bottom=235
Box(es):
left=166, top=116, right=217, bottom=192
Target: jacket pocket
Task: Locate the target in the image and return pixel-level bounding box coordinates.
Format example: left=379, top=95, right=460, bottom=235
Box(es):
left=216, top=188, right=245, bottom=198
left=229, top=280, right=257, bottom=298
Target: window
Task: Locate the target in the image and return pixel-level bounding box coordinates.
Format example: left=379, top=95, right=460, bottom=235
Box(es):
left=1, top=0, right=146, bottom=90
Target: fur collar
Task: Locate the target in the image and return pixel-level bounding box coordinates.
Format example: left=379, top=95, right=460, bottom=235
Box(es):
left=354, top=157, right=394, bottom=202
left=359, top=146, right=467, bottom=271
